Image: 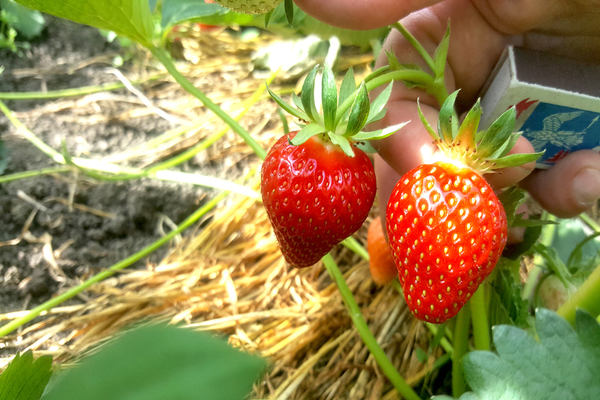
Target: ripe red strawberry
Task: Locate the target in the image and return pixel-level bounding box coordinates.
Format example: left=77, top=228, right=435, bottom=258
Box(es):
left=261, top=132, right=376, bottom=268
left=386, top=93, right=541, bottom=323
left=367, top=217, right=397, bottom=285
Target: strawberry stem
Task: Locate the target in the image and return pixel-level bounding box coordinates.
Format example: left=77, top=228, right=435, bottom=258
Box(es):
left=322, top=254, right=421, bottom=400
left=452, top=304, right=471, bottom=398
left=470, top=285, right=491, bottom=351
left=557, top=264, right=600, bottom=325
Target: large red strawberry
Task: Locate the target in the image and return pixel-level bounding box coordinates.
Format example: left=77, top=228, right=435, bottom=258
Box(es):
left=263, top=66, right=406, bottom=268
left=386, top=93, right=541, bottom=323
left=261, top=132, right=376, bottom=267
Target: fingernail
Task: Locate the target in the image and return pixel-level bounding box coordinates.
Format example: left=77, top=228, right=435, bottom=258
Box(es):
left=573, top=168, right=600, bottom=206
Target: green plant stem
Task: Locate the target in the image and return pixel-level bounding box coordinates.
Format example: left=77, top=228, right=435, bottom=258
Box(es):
left=557, top=264, right=600, bottom=325
left=341, top=236, right=369, bottom=261
left=391, top=22, right=436, bottom=73
left=148, top=46, right=267, bottom=160
left=0, top=192, right=227, bottom=338
left=322, top=254, right=421, bottom=400
left=579, top=212, right=600, bottom=233
left=452, top=304, right=471, bottom=398
left=469, top=285, right=490, bottom=351
left=0, top=75, right=163, bottom=100
left=0, top=166, right=72, bottom=184
left=522, top=212, right=555, bottom=300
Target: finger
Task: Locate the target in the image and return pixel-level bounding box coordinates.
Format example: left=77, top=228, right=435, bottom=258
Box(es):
left=293, top=0, right=442, bottom=30
left=521, top=150, right=600, bottom=218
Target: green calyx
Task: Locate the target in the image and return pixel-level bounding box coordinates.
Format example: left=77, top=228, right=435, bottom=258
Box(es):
left=418, top=90, right=544, bottom=174
left=267, top=65, right=407, bottom=157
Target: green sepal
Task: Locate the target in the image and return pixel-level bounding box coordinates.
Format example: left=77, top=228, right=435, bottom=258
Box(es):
left=277, top=107, right=289, bottom=135
left=328, top=132, right=355, bottom=157
left=301, top=66, right=320, bottom=123
left=433, top=23, right=450, bottom=79
left=366, top=83, right=393, bottom=124
left=264, top=8, right=274, bottom=28
left=292, top=92, right=305, bottom=113
left=355, top=140, right=378, bottom=153
left=386, top=50, right=420, bottom=72
left=490, top=132, right=521, bottom=159
left=344, top=82, right=370, bottom=137
left=352, top=122, right=408, bottom=141
left=477, top=107, right=516, bottom=157
left=437, top=90, right=459, bottom=143
left=267, top=85, right=309, bottom=121
left=488, top=151, right=544, bottom=170
left=322, top=67, right=337, bottom=132
left=338, top=67, right=356, bottom=108
left=284, top=0, right=294, bottom=27
left=455, top=99, right=481, bottom=150
left=417, top=99, right=439, bottom=141
left=291, top=123, right=326, bottom=146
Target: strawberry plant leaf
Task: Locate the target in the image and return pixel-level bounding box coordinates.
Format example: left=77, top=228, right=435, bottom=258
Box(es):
left=344, top=82, right=370, bottom=137
left=437, top=90, right=459, bottom=143
left=41, top=324, right=266, bottom=400
left=433, top=23, right=450, bottom=79
left=321, top=66, right=337, bottom=132
left=1, top=0, right=44, bottom=39
left=161, top=0, right=253, bottom=30
left=290, top=123, right=326, bottom=146
left=366, top=83, right=392, bottom=124
left=15, top=0, right=154, bottom=46
left=301, top=66, right=320, bottom=123
left=338, top=67, right=356, bottom=108
left=463, top=309, right=600, bottom=400
left=266, top=85, right=309, bottom=121
left=488, top=259, right=530, bottom=328
left=0, top=350, right=53, bottom=400
left=497, top=186, right=525, bottom=229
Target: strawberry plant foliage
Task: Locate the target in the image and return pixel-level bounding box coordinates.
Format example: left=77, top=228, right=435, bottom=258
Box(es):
left=0, top=350, right=53, bottom=400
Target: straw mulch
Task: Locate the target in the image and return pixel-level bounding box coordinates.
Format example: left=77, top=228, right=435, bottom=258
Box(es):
left=0, top=26, right=439, bottom=399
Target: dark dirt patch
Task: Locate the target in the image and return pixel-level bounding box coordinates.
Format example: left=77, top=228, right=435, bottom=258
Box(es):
left=0, top=17, right=219, bottom=314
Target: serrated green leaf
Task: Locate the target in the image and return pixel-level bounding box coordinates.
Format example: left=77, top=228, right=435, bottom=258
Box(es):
left=366, top=83, right=392, bottom=124
left=15, top=0, right=153, bottom=46
left=433, top=23, right=450, bottom=78
left=351, top=121, right=408, bottom=141
left=497, top=186, right=526, bottom=228
left=321, top=67, right=337, bottom=131
left=338, top=67, right=356, bottom=108
left=417, top=100, right=439, bottom=141
left=290, top=123, right=326, bottom=146
left=489, top=151, right=543, bottom=170
left=328, top=132, right=354, bottom=157
left=463, top=309, right=600, bottom=400
left=344, top=82, right=370, bottom=137
left=42, top=324, right=266, bottom=400
left=0, top=350, right=53, bottom=400
left=476, top=107, right=516, bottom=157
left=437, top=90, right=459, bottom=143
left=454, top=99, right=481, bottom=149
left=301, top=66, right=320, bottom=123
left=267, top=85, right=309, bottom=121
left=488, top=259, right=530, bottom=328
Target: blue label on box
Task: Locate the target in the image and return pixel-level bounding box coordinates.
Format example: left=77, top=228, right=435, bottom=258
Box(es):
left=520, top=102, right=600, bottom=166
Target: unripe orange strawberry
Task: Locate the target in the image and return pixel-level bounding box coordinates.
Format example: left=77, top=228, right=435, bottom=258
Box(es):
left=367, top=217, right=397, bottom=285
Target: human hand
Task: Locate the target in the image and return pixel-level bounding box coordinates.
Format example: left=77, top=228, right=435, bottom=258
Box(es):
left=294, top=0, right=600, bottom=219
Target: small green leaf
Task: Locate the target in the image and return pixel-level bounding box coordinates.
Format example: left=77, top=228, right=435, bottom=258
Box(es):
left=328, top=132, right=354, bottom=157
left=321, top=67, right=337, bottom=132
left=42, top=324, right=266, bottom=400
left=291, top=93, right=305, bottom=113
left=351, top=121, right=408, bottom=141
left=267, top=85, right=309, bottom=121
left=476, top=107, right=516, bottom=157
left=301, top=66, right=320, bottom=123
left=417, top=99, right=439, bottom=141
left=15, top=0, right=153, bottom=46
left=454, top=99, right=481, bottom=150
left=366, top=83, right=393, bottom=124
left=437, top=90, right=459, bottom=143
left=0, top=350, right=53, bottom=400
left=354, top=140, right=378, bottom=153
left=463, top=309, right=600, bottom=400
left=433, top=23, right=450, bottom=78
left=284, top=0, right=294, bottom=26
left=338, top=67, right=356, bottom=108
left=291, top=123, right=326, bottom=146
left=489, top=151, right=543, bottom=170
left=264, top=8, right=274, bottom=27
left=344, top=82, right=370, bottom=137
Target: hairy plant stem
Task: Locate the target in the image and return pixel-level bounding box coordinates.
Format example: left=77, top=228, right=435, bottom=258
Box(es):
left=470, top=285, right=490, bottom=351
left=391, top=22, right=436, bottom=74
left=452, top=304, right=471, bottom=398
left=149, top=46, right=267, bottom=160
left=0, top=193, right=226, bottom=338
left=557, top=264, right=600, bottom=325
left=322, top=254, right=421, bottom=400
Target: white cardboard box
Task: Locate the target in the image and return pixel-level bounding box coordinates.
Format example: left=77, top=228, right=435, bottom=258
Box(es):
left=479, top=46, right=600, bottom=168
